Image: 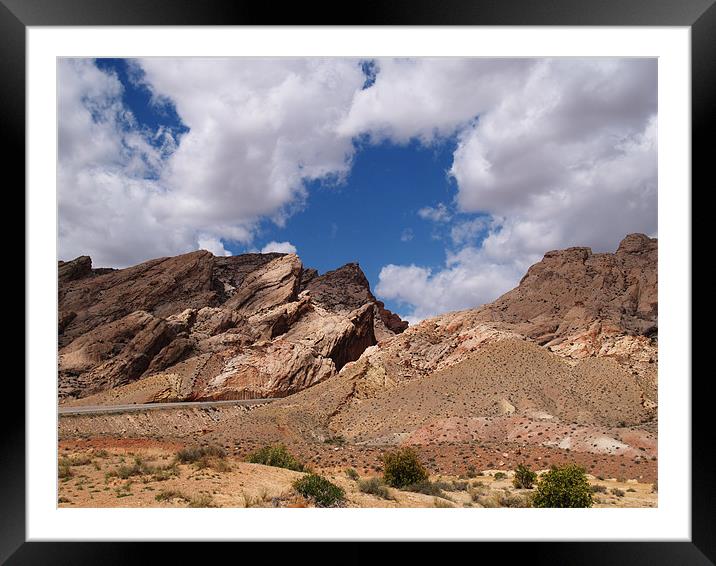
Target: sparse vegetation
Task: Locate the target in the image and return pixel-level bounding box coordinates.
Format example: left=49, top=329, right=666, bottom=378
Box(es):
left=381, top=447, right=429, bottom=488
left=155, top=490, right=189, bottom=503
left=345, top=468, right=360, bottom=481
left=446, top=480, right=469, bottom=491
left=58, top=463, right=73, bottom=479
left=513, top=464, right=537, bottom=489
left=493, top=472, right=507, bottom=480
left=358, top=477, right=392, bottom=499
left=293, top=474, right=345, bottom=507
left=403, top=480, right=450, bottom=499
left=188, top=493, right=217, bottom=508
left=496, top=490, right=532, bottom=508
left=591, top=484, right=608, bottom=494
left=59, top=454, right=93, bottom=467
left=532, top=465, right=593, bottom=508
left=176, top=444, right=227, bottom=469
left=247, top=444, right=305, bottom=472
left=150, top=462, right=180, bottom=481
left=610, top=488, right=625, bottom=498
left=106, top=456, right=153, bottom=480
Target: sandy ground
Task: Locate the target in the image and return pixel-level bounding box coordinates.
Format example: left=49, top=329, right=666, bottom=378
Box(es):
left=58, top=439, right=657, bottom=509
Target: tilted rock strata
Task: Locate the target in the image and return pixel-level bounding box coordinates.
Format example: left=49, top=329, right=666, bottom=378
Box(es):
left=333, top=234, right=658, bottom=406
left=302, top=262, right=409, bottom=341
left=58, top=251, right=406, bottom=401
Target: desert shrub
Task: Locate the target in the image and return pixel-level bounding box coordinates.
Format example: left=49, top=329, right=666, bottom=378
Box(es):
left=176, top=444, right=226, bottom=464
left=404, top=480, right=450, bottom=499
left=293, top=474, right=345, bottom=507
left=345, top=468, right=360, bottom=481
left=188, top=494, right=217, bottom=508
left=448, top=480, right=470, bottom=491
left=496, top=490, right=532, bottom=508
left=60, top=454, right=93, bottom=467
left=381, top=447, right=428, bottom=488
left=106, top=456, right=153, bottom=480
left=627, top=487, right=636, bottom=493
left=493, top=472, right=507, bottom=480
left=155, top=490, right=189, bottom=503
left=358, top=477, right=392, bottom=499
left=466, top=465, right=478, bottom=478
left=610, top=488, right=625, bottom=498
left=513, top=464, right=537, bottom=489
left=591, top=484, right=608, bottom=494
left=532, top=465, right=593, bottom=508
left=151, top=462, right=180, bottom=481
left=247, top=444, right=304, bottom=472
left=58, top=463, right=73, bottom=479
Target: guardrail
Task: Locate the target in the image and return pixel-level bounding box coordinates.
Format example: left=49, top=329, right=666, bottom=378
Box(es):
left=58, top=398, right=278, bottom=416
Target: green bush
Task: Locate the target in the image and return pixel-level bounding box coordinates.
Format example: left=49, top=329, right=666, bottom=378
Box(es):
left=247, top=444, right=304, bottom=471
left=513, top=464, right=537, bottom=489
left=293, top=474, right=345, bottom=507
left=345, top=468, right=360, bottom=481
left=532, top=465, right=593, bottom=508
left=493, top=471, right=507, bottom=480
left=358, top=477, right=392, bottom=499
left=381, top=447, right=429, bottom=488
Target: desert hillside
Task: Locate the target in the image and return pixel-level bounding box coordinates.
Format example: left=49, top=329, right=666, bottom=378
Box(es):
left=59, top=234, right=658, bottom=489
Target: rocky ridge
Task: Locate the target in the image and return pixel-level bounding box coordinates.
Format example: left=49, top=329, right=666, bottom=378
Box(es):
left=335, top=233, right=658, bottom=404
left=58, top=252, right=407, bottom=401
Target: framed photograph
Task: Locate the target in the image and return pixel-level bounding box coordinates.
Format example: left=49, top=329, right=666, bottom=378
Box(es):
left=9, top=0, right=707, bottom=563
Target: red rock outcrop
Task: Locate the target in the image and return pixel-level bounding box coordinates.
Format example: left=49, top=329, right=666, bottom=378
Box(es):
left=302, top=262, right=408, bottom=341
left=58, top=250, right=407, bottom=401
left=336, top=234, right=658, bottom=405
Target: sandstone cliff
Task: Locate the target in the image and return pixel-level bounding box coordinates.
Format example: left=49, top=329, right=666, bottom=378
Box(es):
left=58, top=252, right=407, bottom=401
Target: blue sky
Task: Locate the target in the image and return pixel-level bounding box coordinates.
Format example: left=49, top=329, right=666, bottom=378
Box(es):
left=58, top=57, right=657, bottom=321
left=91, top=59, right=485, bottom=316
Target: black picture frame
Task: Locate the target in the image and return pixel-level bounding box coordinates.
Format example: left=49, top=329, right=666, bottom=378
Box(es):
left=6, top=1, right=707, bottom=563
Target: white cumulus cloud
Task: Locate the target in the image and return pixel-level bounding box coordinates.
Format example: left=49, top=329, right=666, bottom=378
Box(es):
left=59, top=57, right=657, bottom=322
left=373, top=59, right=657, bottom=320
left=261, top=241, right=297, bottom=254
left=58, top=58, right=365, bottom=267
left=417, top=203, right=452, bottom=223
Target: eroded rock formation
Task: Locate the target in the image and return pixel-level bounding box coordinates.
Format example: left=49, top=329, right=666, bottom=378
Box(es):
left=58, top=251, right=407, bottom=401
left=336, top=234, right=658, bottom=404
